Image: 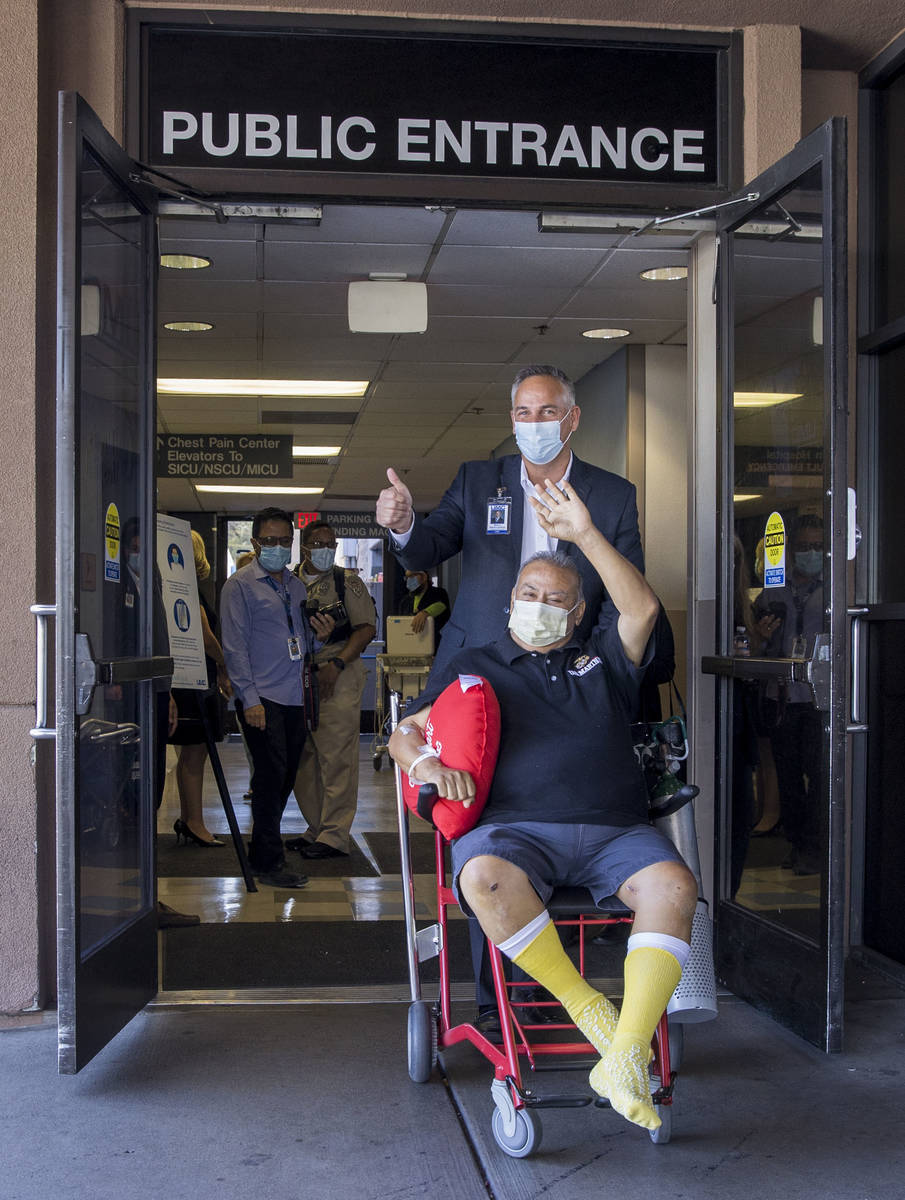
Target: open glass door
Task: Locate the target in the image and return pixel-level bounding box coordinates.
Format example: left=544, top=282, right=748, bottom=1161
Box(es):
left=703, top=119, right=848, bottom=1050
left=56, top=93, right=164, bottom=1072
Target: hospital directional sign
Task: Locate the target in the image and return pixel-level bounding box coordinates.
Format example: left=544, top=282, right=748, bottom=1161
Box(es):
left=156, top=433, right=293, bottom=480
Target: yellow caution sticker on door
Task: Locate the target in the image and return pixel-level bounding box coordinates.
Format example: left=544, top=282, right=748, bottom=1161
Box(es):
left=763, top=510, right=786, bottom=588
left=104, top=502, right=121, bottom=582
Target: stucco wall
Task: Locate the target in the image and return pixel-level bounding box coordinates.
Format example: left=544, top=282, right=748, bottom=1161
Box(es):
left=0, top=0, right=40, bottom=1017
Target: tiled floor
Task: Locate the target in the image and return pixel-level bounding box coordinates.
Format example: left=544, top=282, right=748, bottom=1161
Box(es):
left=156, top=736, right=459, bottom=923
left=157, top=737, right=821, bottom=926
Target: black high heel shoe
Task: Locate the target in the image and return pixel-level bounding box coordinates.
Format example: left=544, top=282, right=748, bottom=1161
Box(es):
left=174, top=819, right=223, bottom=848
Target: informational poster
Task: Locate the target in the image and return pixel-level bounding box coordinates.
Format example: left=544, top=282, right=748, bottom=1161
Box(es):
left=157, top=513, right=207, bottom=689
left=763, top=511, right=786, bottom=588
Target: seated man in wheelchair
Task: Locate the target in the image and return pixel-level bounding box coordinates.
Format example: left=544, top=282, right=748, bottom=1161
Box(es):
left=388, top=478, right=697, bottom=1132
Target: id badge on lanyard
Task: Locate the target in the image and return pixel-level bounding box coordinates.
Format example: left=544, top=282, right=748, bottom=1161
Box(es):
left=486, top=489, right=512, bottom=535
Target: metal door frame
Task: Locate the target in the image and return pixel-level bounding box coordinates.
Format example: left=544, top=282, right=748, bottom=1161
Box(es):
left=56, top=92, right=160, bottom=1073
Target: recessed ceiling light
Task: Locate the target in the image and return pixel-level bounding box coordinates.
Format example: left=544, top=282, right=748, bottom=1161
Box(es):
left=581, top=328, right=631, bottom=340
left=194, top=485, right=325, bottom=495
left=157, top=378, right=369, bottom=398
left=733, top=493, right=763, bottom=502
left=163, top=321, right=214, bottom=333
left=640, top=266, right=688, bottom=282
left=733, top=392, right=802, bottom=408
left=293, top=445, right=342, bottom=457
left=160, top=254, right=211, bottom=270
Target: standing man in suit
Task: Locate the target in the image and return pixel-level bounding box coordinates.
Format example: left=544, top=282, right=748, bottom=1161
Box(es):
left=376, top=364, right=649, bottom=1031
left=376, top=365, right=644, bottom=677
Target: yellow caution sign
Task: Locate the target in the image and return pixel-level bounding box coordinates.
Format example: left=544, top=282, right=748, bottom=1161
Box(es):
left=104, top=502, right=121, bottom=582
left=763, top=511, right=786, bottom=588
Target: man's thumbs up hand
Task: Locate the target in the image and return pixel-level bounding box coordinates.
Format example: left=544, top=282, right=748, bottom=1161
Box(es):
left=376, top=467, right=414, bottom=534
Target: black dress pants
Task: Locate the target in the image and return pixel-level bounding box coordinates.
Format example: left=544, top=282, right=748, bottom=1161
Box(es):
left=237, top=697, right=307, bottom=871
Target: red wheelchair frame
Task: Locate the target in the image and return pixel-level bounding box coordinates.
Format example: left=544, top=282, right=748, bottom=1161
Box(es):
left=391, top=694, right=678, bottom=1157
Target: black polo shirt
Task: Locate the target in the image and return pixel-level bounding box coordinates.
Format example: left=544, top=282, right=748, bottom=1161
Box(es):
left=412, top=622, right=653, bottom=827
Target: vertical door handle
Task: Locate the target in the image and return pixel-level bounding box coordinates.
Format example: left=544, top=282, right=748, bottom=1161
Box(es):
left=30, top=604, right=57, bottom=740
left=848, top=608, right=869, bottom=733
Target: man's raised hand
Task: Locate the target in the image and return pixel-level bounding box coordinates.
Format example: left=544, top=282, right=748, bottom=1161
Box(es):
left=529, top=479, right=593, bottom=542
left=376, top=467, right=414, bottom=534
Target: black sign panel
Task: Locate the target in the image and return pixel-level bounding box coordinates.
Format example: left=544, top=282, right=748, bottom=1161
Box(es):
left=143, top=25, right=723, bottom=185
left=156, top=433, right=293, bottom=479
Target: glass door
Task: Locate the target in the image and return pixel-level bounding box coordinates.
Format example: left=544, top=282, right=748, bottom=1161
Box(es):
left=703, top=119, right=848, bottom=1050
left=56, top=93, right=164, bottom=1072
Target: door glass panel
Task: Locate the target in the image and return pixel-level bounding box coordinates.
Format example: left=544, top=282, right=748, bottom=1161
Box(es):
left=729, top=163, right=826, bottom=940
left=78, top=145, right=153, bottom=955
left=876, top=342, right=905, bottom=600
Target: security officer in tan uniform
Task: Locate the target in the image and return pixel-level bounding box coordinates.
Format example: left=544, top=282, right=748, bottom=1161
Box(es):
left=288, top=521, right=377, bottom=858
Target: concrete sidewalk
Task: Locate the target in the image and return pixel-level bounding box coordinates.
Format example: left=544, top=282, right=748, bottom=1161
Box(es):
left=3, top=973, right=904, bottom=1200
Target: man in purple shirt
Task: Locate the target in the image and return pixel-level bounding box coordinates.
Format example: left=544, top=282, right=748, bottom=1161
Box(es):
left=220, top=507, right=333, bottom=888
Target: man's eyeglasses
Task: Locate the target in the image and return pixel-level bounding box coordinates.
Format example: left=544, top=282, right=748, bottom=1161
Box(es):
left=256, top=536, right=293, bottom=548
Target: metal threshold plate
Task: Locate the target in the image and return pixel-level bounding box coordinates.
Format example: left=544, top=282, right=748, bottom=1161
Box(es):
left=149, top=978, right=628, bottom=1008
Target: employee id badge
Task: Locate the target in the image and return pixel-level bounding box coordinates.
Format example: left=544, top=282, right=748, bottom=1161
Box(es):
left=486, top=494, right=512, bottom=534
left=287, top=636, right=303, bottom=661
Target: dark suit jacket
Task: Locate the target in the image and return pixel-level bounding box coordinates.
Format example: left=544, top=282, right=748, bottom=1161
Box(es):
left=393, top=453, right=644, bottom=676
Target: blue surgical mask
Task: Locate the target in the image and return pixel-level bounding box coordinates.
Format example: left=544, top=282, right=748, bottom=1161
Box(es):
left=127, top=552, right=140, bottom=575
left=794, top=549, right=823, bottom=577
left=309, top=546, right=336, bottom=572
left=405, top=575, right=423, bottom=592
left=513, top=411, right=573, bottom=465
left=258, top=545, right=291, bottom=572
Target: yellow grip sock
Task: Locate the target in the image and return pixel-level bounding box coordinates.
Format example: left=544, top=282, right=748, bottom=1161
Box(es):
left=513, top=919, right=618, bottom=1056
left=589, top=946, right=682, bottom=1130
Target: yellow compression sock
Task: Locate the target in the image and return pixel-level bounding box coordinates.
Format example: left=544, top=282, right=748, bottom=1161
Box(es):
left=589, top=946, right=683, bottom=1131
left=512, top=919, right=618, bottom=1056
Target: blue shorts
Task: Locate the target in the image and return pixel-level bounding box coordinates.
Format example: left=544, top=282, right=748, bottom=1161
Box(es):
left=450, top=821, right=687, bottom=916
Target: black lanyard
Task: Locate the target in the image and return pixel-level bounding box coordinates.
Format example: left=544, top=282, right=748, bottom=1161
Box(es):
left=263, top=573, right=299, bottom=639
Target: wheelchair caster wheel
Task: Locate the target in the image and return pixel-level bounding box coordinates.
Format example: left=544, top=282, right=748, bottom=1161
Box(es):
left=372, top=753, right=383, bottom=771
left=649, top=1101, right=672, bottom=1144
left=491, top=1105, right=542, bottom=1158
left=407, top=1000, right=437, bottom=1083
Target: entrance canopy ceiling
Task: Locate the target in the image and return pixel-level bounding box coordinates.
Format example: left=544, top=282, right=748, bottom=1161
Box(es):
left=156, top=205, right=695, bottom=512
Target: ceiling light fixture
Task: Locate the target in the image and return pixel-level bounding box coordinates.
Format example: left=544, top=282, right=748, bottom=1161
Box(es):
left=160, top=253, right=211, bottom=270
left=733, top=493, right=763, bottom=503
left=158, top=378, right=369, bottom=398
left=194, top=485, right=324, bottom=495
left=581, top=327, right=631, bottom=339
left=163, top=321, right=214, bottom=333
left=293, top=445, right=342, bottom=457
left=640, top=266, right=688, bottom=282
left=733, top=392, right=802, bottom=408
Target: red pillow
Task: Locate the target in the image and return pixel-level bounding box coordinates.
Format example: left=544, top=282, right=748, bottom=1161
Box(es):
left=401, top=675, right=500, bottom=841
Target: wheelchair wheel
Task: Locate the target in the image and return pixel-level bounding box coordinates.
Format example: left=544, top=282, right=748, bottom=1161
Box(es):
left=649, top=1100, right=672, bottom=1144
left=372, top=752, right=383, bottom=771
left=491, top=1105, right=542, bottom=1158
left=407, top=1001, right=437, bottom=1083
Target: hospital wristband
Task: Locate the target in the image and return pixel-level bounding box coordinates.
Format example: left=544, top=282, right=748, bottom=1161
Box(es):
left=408, top=746, right=440, bottom=786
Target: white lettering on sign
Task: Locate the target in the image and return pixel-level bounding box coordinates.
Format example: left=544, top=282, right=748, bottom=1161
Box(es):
left=161, top=112, right=706, bottom=175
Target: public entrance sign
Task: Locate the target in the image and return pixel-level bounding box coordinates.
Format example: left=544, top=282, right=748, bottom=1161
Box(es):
left=136, top=21, right=732, bottom=188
